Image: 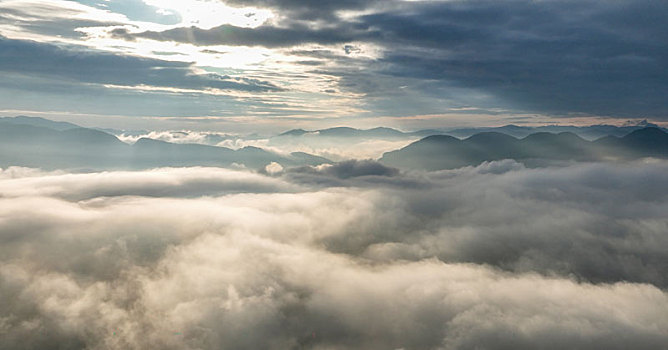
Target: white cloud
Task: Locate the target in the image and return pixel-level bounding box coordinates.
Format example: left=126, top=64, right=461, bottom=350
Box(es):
left=142, top=0, right=274, bottom=29
left=1, top=161, right=667, bottom=349
left=0, top=167, right=299, bottom=200
left=264, top=161, right=284, bottom=175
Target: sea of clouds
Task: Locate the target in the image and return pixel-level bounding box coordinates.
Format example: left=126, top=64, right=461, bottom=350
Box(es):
left=1, top=160, right=668, bottom=349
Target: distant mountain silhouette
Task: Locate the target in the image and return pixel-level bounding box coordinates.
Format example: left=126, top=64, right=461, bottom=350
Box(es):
left=278, top=126, right=409, bottom=139
left=0, top=123, right=330, bottom=170
left=0, top=115, right=81, bottom=131
left=278, top=121, right=666, bottom=142
left=6, top=116, right=660, bottom=143
left=3, top=116, right=665, bottom=171
left=131, top=137, right=329, bottom=168
left=444, top=121, right=665, bottom=140
left=380, top=128, right=668, bottom=170
left=279, top=128, right=310, bottom=137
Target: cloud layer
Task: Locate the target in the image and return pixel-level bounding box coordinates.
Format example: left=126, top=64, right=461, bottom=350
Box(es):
left=1, top=162, right=668, bottom=349
left=112, top=0, right=668, bottom=118
left=1, top=0, right=668, bottom=126
left=0, top=37, right=280, bottom=93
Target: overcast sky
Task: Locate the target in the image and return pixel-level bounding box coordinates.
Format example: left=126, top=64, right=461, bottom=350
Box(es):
left=1, top=0, right=666, bottom=132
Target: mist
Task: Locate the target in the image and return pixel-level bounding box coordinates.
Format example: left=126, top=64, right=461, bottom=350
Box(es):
left=1, top=161, right=667, bottom=349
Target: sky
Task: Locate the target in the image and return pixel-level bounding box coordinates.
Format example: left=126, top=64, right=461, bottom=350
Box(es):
left=1, top=0, right=667, bottom=132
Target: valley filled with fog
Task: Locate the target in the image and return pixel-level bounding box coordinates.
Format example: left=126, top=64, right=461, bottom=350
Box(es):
left=1, top=117, right=668, bottom=349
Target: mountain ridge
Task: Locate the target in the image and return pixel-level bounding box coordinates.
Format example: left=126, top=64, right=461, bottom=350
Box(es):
left=0, top=115, right=81, bottom=131
left=380, top=127, right=668, bottom=170
left=0, top=121, right=331, bottom=170
left=278, top=120, right=666, bottom=141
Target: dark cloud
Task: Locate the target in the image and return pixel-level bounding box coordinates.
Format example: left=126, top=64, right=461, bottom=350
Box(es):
left=295, top=159, right=399, bottom=178
left=367, top=2, right=668, bottom=117
left=285, top=159, right=407, bottom=187
left=116, top=0, right=668, bottom=118
left=0, top=11, right=121, bottom=40
left=0, top=1, right=134, bottom=40
left=358, top=0, right=668, bottom=117
left=3, top=0, right=667, bottom=119
left=294, top=60, right=324, bottom=66
left=343, top=44, right=361, bottom=54
left=223, top=0, right=381, bottom=20
left=115, top=23, right=373, bottom=48
left=0, top=36, right=280, bottom=92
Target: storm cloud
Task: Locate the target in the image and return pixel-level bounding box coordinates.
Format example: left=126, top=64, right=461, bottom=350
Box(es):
left=1, top=161, right=668, bottom=349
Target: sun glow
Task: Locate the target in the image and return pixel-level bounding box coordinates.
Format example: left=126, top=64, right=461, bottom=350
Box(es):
left=142, top=0, right=274, bottom=29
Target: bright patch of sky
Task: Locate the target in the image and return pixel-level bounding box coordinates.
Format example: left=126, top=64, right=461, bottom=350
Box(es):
left=74, top=0, right=273, bottom=28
